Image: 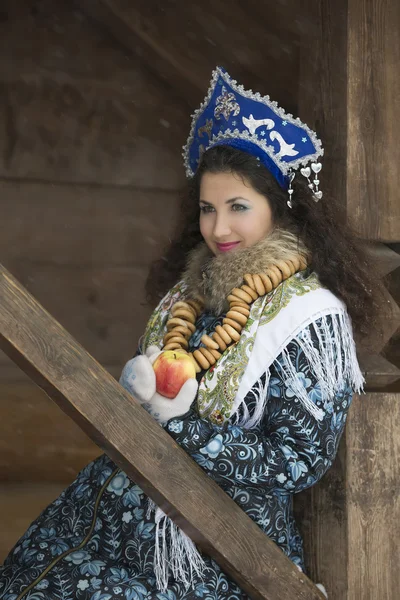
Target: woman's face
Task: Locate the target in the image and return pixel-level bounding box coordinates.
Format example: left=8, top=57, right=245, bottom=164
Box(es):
left=199, top=171, right=274, bottom=256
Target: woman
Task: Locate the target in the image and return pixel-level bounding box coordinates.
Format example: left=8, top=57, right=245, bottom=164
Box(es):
left=0, top=67, right=382, bottom=600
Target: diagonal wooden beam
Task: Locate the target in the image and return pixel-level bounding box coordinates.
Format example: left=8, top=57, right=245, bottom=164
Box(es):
left=77, top=0, right=310, bottom=109
left=359, top=351, right=400, bottom=389
left=78, top=0, right=202, bottom=107
left=0, top=263, right=325, bottom=600
left=366, top=243, right=400, bottom=278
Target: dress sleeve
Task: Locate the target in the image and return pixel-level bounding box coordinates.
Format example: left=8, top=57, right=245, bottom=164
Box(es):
left=165, top=315, right=354, bottom=493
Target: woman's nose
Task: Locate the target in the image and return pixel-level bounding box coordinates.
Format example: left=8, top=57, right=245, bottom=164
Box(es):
left=213, top=214, right=232, bottom=238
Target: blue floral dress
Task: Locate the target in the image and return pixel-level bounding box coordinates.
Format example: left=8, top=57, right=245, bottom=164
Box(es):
left=0, top=314, right=352, bottom=600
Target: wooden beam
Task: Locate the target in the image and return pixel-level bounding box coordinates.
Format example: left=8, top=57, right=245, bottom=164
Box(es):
left=77, top=0, right=302, bottom=111
left=295, top=392, right=400, bottom=599
left=372, top=288, right=400, bottom=354
left=347, top=0, right=400, bottom=241
left=78, top=0, right=202, bottom=107
left=346, top=392, right=400, bottom=598
left=366, top=243, right=400, bottom=278
left=297, top=3, right=400, bottom=596
left=0, top=263, right=325, bottom=600
left=359, top=352, right=400, bottom=389
left=299, top=0, right=400, bottom=241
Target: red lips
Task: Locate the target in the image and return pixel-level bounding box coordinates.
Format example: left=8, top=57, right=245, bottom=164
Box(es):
left=216, top=242, right=241, bottom=252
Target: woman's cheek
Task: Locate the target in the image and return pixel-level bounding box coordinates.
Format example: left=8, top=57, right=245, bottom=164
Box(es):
left=200, top=217, right=213, bottom=244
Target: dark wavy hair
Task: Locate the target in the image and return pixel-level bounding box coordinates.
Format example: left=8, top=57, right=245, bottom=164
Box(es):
left=146, top=145, right=385, bottom=343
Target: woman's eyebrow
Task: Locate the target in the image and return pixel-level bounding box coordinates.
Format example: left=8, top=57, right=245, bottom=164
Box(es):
left=199, top=197, right=248, bottom=205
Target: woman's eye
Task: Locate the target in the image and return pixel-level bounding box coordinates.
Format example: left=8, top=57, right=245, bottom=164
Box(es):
left=199, top=205, right=214, bottom=213
left=232, top=203, right=247, bottom=212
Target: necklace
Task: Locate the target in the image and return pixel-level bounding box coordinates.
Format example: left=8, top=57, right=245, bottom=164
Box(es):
left=162, top=255, right=307, bottom=372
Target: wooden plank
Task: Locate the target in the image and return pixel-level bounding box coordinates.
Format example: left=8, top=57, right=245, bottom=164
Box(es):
left=371, top=288, right=400, bottom=354
left=242, top=0, right=319, bottom=40
left=0, top=265, right=152, bottom=368
left=299, top=0, right=400, bottom=241
left=0, top=181, right=179, bottom=266
left=1, top=352, right=397, bottom=486
left=294, top=434, right=349, bottom=600
left=295, top=392, right=400, bottom=599
left=0, top=483, right=67, bottom=563
left=0, top=0, right=187, bottom=186
left=297, top=4, right=350, bottom=597
left=79, top=0, right=300, bottom=112
left=366, top=243, right=400, bottom=277
left=347, top=393, right=400, bottom=598
left=0, top=263, right=325, bottom=600
left=0, top=182, right=179, bottom=367
left=0, top=78, right=185, bottom=187
left=347, top=0, right=400, bottom=241
left=359, top=352, right=400, bottom=389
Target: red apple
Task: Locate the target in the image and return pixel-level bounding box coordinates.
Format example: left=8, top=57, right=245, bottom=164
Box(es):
left=153, top=350, right=196, bottom=399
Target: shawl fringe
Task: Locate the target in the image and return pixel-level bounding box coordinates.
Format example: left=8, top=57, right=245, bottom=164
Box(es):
left=146, top=500, right=206, bottom=592
left=233, top=309, right=364, bottom=428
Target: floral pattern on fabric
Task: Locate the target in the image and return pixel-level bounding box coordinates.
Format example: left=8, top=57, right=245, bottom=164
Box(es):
left=0, top=316, right=352, bottom=599
left=259, top=270, right=321, bottom=327
left=0, top=455, right=246, bottom=599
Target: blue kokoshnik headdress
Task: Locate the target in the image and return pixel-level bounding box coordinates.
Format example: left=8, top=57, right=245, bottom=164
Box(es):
left=182, top=66, right=324, bottom=207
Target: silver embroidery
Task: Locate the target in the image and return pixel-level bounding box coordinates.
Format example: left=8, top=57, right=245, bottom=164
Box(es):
left=182, top=66, right=324, bottom=179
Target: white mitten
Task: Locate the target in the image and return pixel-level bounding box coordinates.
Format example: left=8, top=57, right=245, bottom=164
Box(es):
left=120, top=346, right=198, bottom=424
left=143, top=378, right=198, bottom=424
left=119, top=345, right=162, bottom=403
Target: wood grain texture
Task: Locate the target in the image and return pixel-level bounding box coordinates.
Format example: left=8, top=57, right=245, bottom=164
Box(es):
left=0, top=0, right=187, bottom=187
left=299, top=0, right=400, bottom=241
left=297, top=4, right=350, bottom=597
left=347, top=393, right=400, bottom=599
left=79, top=0, right=300, bottom=113
left=347, top=0, right=400, bottom=241
left=0, top=182, right=179, bottom=368
left=366, top=243, right=400, bottom=277
left=294, top=433, right=349, bottom=600
left=0, top=264, right=151, bottom=369
left=358, top=352, right=400, bottom=389
left=0, top=181, right=179, bottom=266
left=0, top=264, right=325, bottom=599
left=373, top=288, right=400, bottom=354
left=295, top=392, right=400, bottom=599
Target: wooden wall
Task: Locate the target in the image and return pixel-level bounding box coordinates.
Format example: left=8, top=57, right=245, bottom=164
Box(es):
left=0, top=0, right=309, bottom=494
left=0, top=0, right=187, bottom=558
left=295, top=392, right=400, bottom=600
left=1, top=1, right=399, bottom=595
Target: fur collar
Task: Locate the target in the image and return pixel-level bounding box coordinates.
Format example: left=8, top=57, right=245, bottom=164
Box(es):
left=182, top=229, right=309, bottom=315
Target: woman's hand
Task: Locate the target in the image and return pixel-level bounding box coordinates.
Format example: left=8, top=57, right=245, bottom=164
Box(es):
left=119, top=346, right=198, bottom=424
left=119, top=346, right=161, bottom=403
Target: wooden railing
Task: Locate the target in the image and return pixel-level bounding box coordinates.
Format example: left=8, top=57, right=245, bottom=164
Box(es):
left=0, top=263, right=326, bottom=600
